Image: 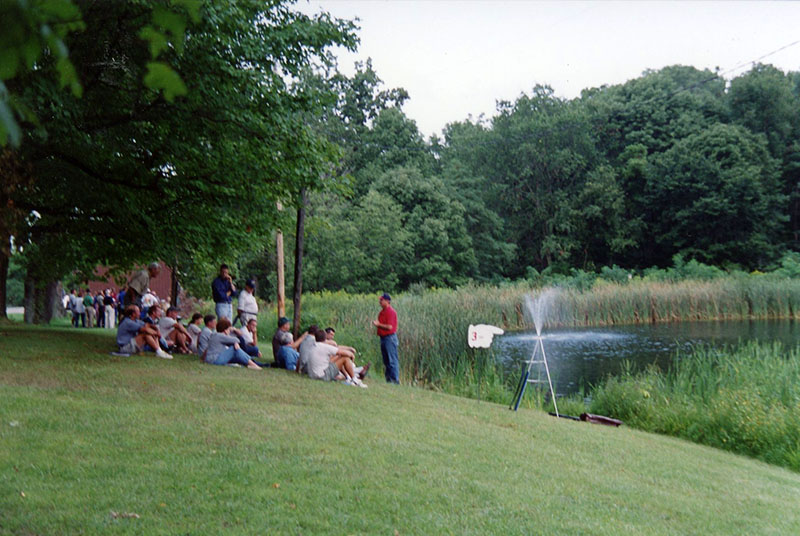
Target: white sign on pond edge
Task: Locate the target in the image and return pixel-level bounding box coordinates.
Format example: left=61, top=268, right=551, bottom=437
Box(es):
left=468, top=324, right=504, bottom=349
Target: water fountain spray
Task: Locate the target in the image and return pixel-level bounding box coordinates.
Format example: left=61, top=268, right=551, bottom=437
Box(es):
left=511, top=289, right=559, bottom=415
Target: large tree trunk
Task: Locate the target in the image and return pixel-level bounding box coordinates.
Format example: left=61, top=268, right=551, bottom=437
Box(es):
left=23, top=276, right=35, bottom=324
left=170, top=259, right=179, bottom=307
left=0, top=237, right=8, bottom=320
left=23, top=270, right=60, bottom=324
left=292, top=190, right=307, bottom=339
left=43, top=281, right=59, bottom=323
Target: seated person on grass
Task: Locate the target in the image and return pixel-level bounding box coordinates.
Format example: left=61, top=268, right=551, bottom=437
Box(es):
left=143, top=304, right=170, bottom=351
left=158, top=306, right=192, bottom=354
left=116, top=305, right=173, bottom=359
left=186, top=313, right=204, bottom=353
left=307, top=330, right=366, bottom=387
left=204, top=318, right=261, bottom=370
left=296, top=325, right=319, bottom=375
left=271, top=316, right=308, bottom=371
left=324, top=327, right=370, bottom=379
left=234, top=317, right=262, bottom=359
left=196, top=314, right=216, bottom=359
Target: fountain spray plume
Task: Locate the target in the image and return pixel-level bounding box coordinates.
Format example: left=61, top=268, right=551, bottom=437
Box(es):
left=512, top=287, right=561, bottom=415
left=525, top=287, right=559, bottom=336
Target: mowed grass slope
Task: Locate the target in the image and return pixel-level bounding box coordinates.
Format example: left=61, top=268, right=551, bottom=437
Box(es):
left=1, top=325, right=799, bottom=535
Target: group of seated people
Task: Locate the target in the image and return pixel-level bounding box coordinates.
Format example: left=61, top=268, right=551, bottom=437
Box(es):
left=115, top=305, right=369, bottom=387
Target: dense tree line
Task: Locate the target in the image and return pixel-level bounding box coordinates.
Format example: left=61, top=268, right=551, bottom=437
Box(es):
left=299, top=63, right=800, bottom=292
left=3, top=1, right=800, bottom=311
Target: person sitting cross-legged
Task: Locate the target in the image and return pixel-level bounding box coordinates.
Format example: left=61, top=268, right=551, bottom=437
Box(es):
left=204, top=318, right=261, bottom=370
left=116, top=305, right=173, bottom=359
left=271, top=316, right=308, bottom=371
left=234, top=317, right=262, bottom=359
left=323, top=326, right=370, bottom=380
left=158, top=306, right=192, bottom=354
left=307, top=330, right=366, bottom=387
left=186, top=313, right=204, bottom=354
left=296, top=325, right=320, bottom=375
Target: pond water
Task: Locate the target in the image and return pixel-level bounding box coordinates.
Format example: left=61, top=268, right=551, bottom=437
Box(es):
left=494, top=320, right=800, bottom=396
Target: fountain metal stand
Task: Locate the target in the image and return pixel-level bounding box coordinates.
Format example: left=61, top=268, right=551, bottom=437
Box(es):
left=510, top=335, right=558, bottom=416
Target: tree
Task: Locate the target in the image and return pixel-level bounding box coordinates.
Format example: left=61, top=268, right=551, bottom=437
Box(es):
left=647, top=123, right=785, bottom=268
left=3, top=0, right=358, bottom=321
left=372, top=167, right=476, bottom=288
left=483, top=86, right=600, bottom=274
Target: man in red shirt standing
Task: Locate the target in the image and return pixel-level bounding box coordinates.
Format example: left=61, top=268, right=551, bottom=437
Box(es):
left=373, top=292, right=399, bottom=384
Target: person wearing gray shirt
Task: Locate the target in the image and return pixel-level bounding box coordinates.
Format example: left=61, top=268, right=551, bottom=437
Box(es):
left=296, top=325, right=319, bottom=374
left=196, top=315, right=216, bottom=359
left=204, top=318, right=261, bottom=369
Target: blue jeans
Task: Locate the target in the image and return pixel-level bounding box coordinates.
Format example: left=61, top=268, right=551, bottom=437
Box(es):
left=212, top=347, right=251, bottom=366
left=276, top=346, right=299, bottom=371
left=215, top=302, right=233, bottom=321
left=380, top=333, right=400, bottom=384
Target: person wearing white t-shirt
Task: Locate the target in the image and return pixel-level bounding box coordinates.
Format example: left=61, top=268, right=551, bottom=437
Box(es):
left=158, top=306, right=192, bottom=354
left=237, top=280, right=258, bottom=326
left=307, top=331, right=366, bottom=387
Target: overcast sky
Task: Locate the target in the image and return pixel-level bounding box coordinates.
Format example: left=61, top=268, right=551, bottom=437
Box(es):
left=296, top=1, right=800, bottom=138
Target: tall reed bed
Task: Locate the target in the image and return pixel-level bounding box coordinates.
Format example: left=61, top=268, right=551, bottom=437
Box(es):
left=551, top=276, right=800, bottom=326
left=300, top=285, right=531, bottom=397
left=258, top=275, right=800, bottom=401
left=589, top=342, right=800, bottom=472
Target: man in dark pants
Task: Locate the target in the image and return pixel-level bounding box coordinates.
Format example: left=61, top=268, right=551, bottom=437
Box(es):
left=373, top=292, right=399, bottom=384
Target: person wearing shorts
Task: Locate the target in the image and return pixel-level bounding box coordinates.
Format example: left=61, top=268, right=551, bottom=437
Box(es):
left=307, top=330, right=366, bottom=387
left=116, top=305, right=172, bottom=359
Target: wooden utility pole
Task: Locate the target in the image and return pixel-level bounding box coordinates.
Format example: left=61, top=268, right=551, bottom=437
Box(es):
left=276, top=202, right=286, bottom=318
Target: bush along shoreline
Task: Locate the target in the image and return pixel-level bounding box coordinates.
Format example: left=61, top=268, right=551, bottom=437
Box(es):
left=587, top=342, right=800, bottom=472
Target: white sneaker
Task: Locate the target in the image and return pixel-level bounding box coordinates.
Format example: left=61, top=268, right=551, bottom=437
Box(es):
left=155, top=348, right=173, bottom=359
left=351, top=377, right=367, bottom=389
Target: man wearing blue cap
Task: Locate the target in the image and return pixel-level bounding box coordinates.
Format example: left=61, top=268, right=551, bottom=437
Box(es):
left=373, top=292, right=399, bottom=383
left=272, top=316, right=307, bottom=370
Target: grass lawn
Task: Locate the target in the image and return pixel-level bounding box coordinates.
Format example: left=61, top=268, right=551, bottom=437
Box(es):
left=2, top=323, right=800, bottom=534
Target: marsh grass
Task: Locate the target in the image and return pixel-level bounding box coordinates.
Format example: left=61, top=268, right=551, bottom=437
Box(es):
left=272, top=276, right=800, bottom=407
left=3, top=324, right=800, bottom=534
left=589, top=342, right=800, bottom=471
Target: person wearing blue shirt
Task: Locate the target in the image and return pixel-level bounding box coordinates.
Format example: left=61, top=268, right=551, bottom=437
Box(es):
left=211, top=264, right=236, bottom=321
left=116, top=305, right=172, bottom=359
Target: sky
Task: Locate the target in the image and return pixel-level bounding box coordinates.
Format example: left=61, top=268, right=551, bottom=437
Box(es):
left=296, top=0, right=800, bottom=138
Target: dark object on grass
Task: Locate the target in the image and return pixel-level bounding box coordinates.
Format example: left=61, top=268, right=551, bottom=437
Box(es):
left=509, top=367, right=529, bottom=411
left=580, top=413, right=623, bottom=427
left=548, top=412, right=581, bottom=421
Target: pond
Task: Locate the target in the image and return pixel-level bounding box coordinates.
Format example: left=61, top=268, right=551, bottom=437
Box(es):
left=494, top=319, right=800, bottom=396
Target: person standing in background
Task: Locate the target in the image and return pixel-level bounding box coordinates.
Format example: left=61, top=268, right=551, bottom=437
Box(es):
left=71, top=289, right=86, bottom=328
left=373, top=292, right=399, bottom=384
left=124, top=262, right=160, bottom=308
left=83, top=289, right=96, bottom=328
left=237, top=279, right=258, bottom=326
left=104, top=289, right=116, bottom=329
left=211, top=264, right=235, bottom=321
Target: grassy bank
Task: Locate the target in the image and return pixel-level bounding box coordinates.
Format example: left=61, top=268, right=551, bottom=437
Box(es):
left=2, top=324, right=800, bottom=534
left=588, top=341, right=800, bottom=472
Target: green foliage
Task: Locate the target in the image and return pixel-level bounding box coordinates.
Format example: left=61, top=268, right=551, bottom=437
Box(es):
left=6, top=0, right=359, bottom=302
left=647, top=123, right=786, bottom=267
left=590, top=342, right=800, bottom=472
left=5, top=253, right=24, bottom=306
left=772, top=251, right=800, bottom=278
left=0, top=0, right=84, bottom=145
